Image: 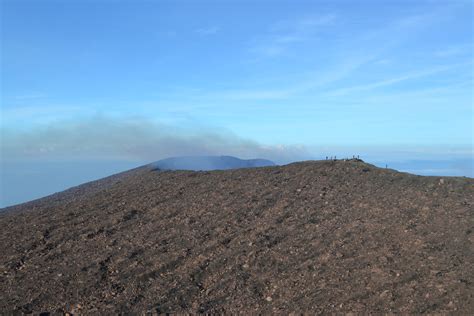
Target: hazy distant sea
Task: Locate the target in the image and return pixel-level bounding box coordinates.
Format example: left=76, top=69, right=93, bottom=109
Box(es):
left=371, top=158, right=473, bottom=177
left=0, top=160, right=143, bottom=208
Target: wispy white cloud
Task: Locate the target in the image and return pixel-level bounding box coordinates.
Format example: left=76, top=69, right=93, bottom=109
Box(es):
left=232, top=8, right=471, bottom=102
left=372, top=59, right=391, bottom=65
left=197, top=51, right=380, bottom=101
left=358, top=80, right=473, bottom=107
left=205, top=89, right=292, bottom=100
left=6, top=94, right=47, bottom=100
left=195, top=26, right=220, bottom=36
left=1, top=105, right=95, bottom=128
left=270, top=14, right=337, bottom=32
left=158, top=30, right=177, bottom=38
left=249, top=14, right=336, bottom=58
left=154, top=6, right=469, bottom=109
left=326, top=62, right=472, bottom=96
left=434, top=44, right=473, bottom=57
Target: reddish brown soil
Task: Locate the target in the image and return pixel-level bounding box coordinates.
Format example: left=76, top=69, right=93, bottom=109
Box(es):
left=0, top=160, right=473, bottom=314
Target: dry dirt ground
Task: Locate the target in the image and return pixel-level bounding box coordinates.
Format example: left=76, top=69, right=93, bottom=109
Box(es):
left=0, top=159, right=473, bottom=314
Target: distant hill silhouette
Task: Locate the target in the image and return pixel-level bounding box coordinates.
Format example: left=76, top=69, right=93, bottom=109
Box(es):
left=151, top=155, right=276, bottom=171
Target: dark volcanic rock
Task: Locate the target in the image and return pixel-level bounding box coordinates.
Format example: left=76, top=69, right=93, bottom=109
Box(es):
left=0, top=160, right=473, bottom=314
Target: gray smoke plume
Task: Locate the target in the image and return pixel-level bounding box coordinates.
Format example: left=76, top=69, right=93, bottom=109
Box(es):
left=1, top=116, right=311, bottom=164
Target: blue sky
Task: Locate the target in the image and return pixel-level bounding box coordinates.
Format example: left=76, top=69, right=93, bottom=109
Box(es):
left=1, top=0, right=473, bottom=206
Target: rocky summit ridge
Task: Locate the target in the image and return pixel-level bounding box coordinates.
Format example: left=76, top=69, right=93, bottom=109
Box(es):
left=0, top=159, right=473, bottom=313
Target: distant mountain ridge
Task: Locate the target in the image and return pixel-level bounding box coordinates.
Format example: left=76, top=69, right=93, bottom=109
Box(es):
left=151, top=155, right=276, bottom=171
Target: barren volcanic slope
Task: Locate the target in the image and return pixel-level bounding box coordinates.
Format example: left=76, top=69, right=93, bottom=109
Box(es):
left=1, top=160, right=473, bottom=314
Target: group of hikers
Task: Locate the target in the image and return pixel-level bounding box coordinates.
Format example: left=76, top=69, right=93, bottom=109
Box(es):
left=325, top=155, right=360, bottom=161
